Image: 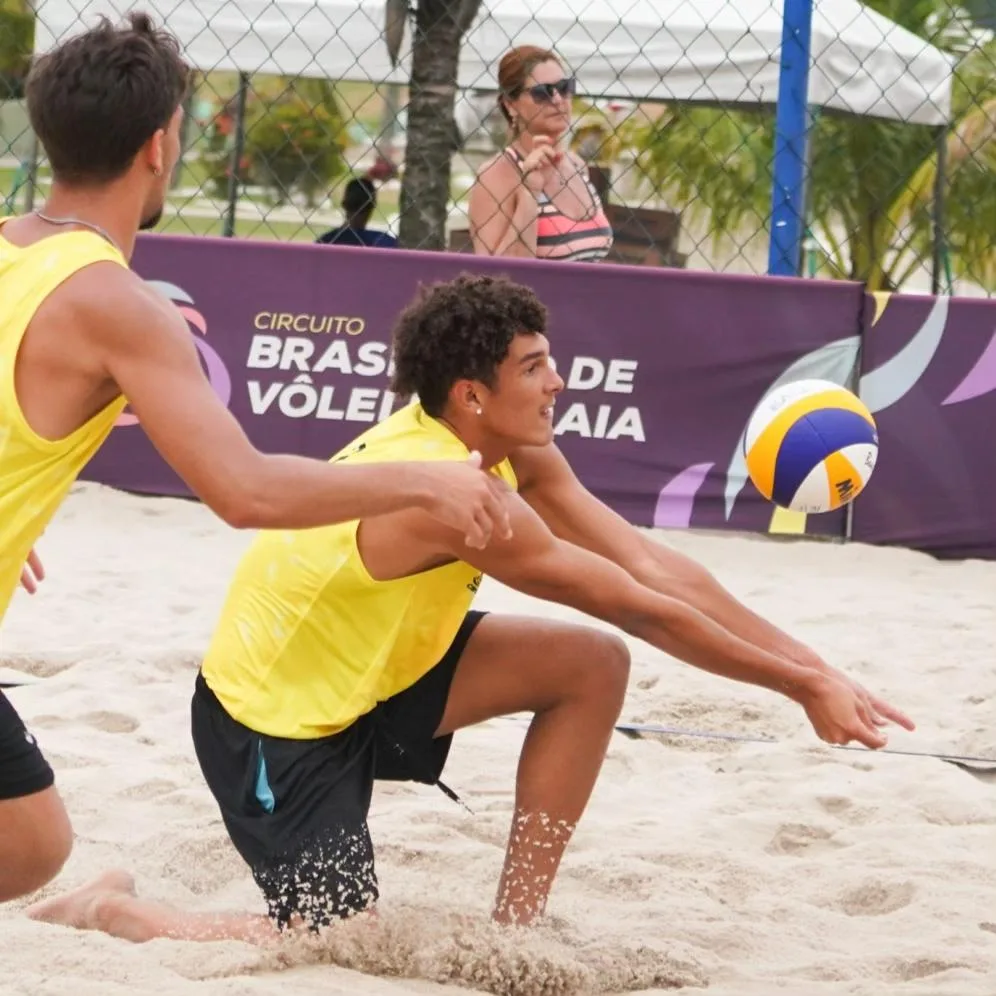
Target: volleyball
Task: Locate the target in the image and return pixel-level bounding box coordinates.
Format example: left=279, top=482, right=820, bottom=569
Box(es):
left=743, top=379, right=878, bottom=514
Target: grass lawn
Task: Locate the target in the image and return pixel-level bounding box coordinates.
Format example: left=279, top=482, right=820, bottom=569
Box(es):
left=1, top=76, right=474, bottom=244
left=3, top=140, right=472, bottom=244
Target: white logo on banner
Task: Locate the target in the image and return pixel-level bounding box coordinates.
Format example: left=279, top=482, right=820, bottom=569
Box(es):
left=556, top=355, right=645, bottom=442
left=243, top=326, right=645, bottom=442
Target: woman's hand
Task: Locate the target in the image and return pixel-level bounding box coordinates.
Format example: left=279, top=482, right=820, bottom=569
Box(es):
left=519, top=136, right=561, bottom=193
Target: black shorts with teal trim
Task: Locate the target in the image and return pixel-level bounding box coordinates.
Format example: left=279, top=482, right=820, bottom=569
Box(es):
left=190, top=610, right=485, bottom=929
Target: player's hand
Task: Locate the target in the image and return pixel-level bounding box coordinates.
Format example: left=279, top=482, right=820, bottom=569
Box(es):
left=422, top=451, right=514, bottom=549
left=19, top=548, right=45, bottom=595
left=799, top=671, right=914, bottom=749
left=519, top=136, right=561, bottom=193
left=836, top=669, right=915, bottom=734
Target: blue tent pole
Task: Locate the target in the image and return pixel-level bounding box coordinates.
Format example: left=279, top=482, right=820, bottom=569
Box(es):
left=767, top=0, right=814, bottom=277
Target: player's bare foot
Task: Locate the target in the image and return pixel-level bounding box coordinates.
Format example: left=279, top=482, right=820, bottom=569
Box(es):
left=26, top=869, right=136, bottom=929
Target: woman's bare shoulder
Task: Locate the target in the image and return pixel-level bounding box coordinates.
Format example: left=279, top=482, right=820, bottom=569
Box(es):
left=471, top=149, right=520, bottom=204
left=475, top=148, right=517, bottom=179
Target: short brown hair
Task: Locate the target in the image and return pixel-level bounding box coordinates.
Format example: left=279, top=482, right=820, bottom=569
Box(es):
left=26, top=11, right=190, bottom=184
left=497, top=45, right=560, bottom=126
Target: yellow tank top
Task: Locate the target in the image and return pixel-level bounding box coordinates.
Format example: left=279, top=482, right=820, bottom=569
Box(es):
left=0, top=218, right=128, bottom=619
left=201, top=402, right=518, bottom=739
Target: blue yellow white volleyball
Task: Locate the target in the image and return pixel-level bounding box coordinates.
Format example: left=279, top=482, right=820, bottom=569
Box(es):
left=743, top=379, right=878, bottom=514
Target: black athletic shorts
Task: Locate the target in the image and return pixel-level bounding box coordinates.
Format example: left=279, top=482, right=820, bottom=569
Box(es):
left=0, top=688, right=55, bottom=800
left=191, top=610, right=486, bottom=930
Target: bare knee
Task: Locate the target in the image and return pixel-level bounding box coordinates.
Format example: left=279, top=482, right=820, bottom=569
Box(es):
left=0, top=844, right=72, bottom=903
left=0, top=788, right=73, bottom=902
left=577, top=632, right=630, bottom=717
left=18, top=803, right=73, bottom=897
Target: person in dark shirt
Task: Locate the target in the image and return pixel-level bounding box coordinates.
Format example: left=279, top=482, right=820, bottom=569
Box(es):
left=316, top=177, right=398, bottom=249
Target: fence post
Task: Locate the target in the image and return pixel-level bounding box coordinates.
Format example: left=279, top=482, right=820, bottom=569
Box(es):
left=767, top=0, right=813, bottom=278
left=22, top=132, right=38, bottom=213
left=931, top=126, right=948, bottom=296
left=223, top=72, right=250, bottom=239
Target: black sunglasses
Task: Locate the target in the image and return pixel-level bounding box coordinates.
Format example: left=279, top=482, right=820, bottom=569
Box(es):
left=520, top=77, right=576, bottom=103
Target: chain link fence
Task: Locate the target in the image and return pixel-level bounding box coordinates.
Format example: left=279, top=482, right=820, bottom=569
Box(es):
left=2, top=0, right=996, bottom=295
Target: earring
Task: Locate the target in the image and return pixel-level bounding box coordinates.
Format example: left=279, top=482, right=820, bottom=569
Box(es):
left=475, top=407, right=483, bottom=416
left=152, top=165, right=162, bottom=177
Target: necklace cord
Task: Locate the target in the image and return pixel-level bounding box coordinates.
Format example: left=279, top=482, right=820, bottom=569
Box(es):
left=33, top=210, right=123, bottom=257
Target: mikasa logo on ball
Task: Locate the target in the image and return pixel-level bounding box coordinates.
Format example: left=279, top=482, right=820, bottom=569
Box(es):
left=743, top=378, right=878, bottom=515
left=835, top=478, right=855, bottom=502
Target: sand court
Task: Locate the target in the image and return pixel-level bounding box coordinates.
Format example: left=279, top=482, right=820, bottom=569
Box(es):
left=1, top=481, right=994, bottom=996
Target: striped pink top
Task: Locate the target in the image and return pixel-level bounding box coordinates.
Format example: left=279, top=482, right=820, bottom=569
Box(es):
left=506, top=148, right=614, bottom=263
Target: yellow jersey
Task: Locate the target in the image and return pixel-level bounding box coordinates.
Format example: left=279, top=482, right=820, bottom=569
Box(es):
left=0, top=218, right=128, bottom=619
left=201, top=402, right=518, bottom=739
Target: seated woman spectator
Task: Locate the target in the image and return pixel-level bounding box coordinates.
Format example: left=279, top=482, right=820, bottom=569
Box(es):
left=467, top=45, right=613, bottom=263
left=315, top=174, right=398, bottom=249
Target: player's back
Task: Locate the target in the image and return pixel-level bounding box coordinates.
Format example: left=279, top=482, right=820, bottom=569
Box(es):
left=0, top=220, right=128, bottom=617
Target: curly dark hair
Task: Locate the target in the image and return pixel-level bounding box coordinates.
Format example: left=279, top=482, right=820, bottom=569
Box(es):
left=390, top=273, right=549, bottom=417
left=26, top=12, right=190, bottom=184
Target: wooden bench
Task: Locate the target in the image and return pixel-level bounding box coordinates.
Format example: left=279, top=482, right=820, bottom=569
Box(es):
left=603, top=203, right=687, bottom=268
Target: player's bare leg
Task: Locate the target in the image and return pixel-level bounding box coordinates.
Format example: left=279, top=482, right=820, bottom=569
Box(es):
left=0, top=785, right=73, bottom=902
left=27, top=869, right=279, bottom=944
left=436, top=614, right=630, bottom=926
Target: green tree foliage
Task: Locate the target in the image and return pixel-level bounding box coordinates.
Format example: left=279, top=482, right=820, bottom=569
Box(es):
left=0, top=0, right=34, bottom=100
left=203, top=78, right=349, bottom=208
left=636, top=1, right=996, bottom=291
left=245, top=80, right=349, bottom=208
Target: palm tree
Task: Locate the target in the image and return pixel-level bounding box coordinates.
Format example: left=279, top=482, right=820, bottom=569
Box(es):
left=635, top=0, right=996, bottom=292
left=383, top=0, right=482, bottom=250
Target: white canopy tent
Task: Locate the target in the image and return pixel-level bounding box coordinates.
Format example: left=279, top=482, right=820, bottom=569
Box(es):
left=33, top=0, right=955, bottom=125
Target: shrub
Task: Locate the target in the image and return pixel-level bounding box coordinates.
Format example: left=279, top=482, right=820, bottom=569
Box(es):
left=0, top=1, right=34, bottom=100
left=245, top=93, right=348, bottom=207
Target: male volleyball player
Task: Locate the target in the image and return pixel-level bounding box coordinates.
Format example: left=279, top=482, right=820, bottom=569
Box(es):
left=0, top=15, right=512, bottom=906
left=29, top=274, right=915, bottom=941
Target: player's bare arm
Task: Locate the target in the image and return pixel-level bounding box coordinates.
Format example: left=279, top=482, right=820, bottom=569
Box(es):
left=510, top=443, right=914, bottom=732
left=74, top=266, right=511, bottom=545
left=512, top=442, right=830, bottom=652
left=388, top=489, right=903, bottom=750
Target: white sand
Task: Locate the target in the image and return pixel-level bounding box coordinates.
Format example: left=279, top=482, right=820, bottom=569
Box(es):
left=1, top=482, right=994, bottom=996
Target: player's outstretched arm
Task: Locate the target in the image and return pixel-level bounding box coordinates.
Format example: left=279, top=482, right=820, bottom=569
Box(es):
left=512, top=444, right=914, bottom=734
left=438, top=494, right=905, bottom=750
left=81, top=268, right=512, bottom=546
left=515, top=443, right=824, bottom=654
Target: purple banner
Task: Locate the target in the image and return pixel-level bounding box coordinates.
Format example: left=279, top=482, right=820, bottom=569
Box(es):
left=851, top=293, right=996, bottom=559
left=82, top=235, right=867, bottom=541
